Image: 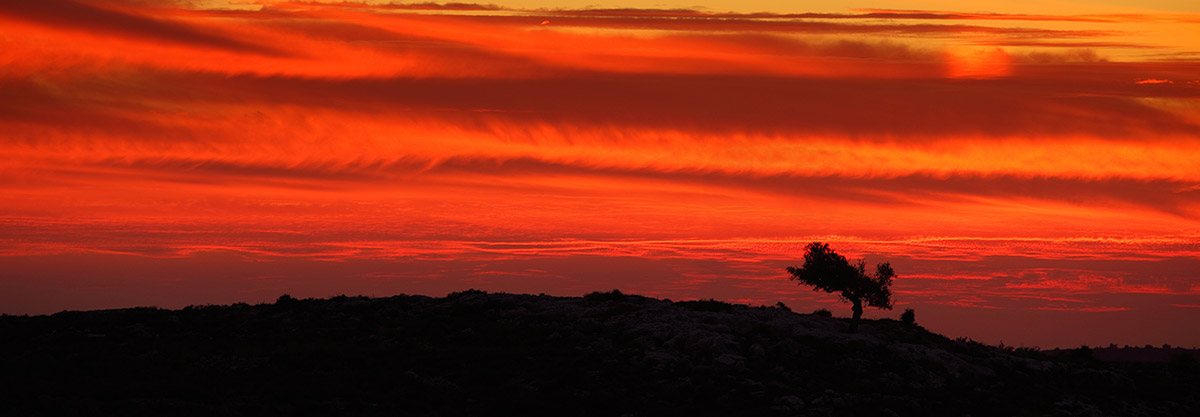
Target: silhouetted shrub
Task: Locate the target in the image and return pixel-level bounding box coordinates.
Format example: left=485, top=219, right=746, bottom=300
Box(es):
left=774, top=301, right=791, bottom=312
left=813, top=308, right=832, bottom=317
left=1014, top=346, right=1042, bottom=359
left=676, top=299, right=733, bottom=313
left=1071, top=346, right=1096, bottom=362
left=585, top=289, right=626, bottom=302
left=276, top=294, right=298, bottom=306
left=901, top=308, right=916, bottom=325
left=446, top=289, right=487, bottom=299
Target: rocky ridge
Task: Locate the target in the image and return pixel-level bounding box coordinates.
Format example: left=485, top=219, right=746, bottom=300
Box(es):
left=2, top=290, right=1197, bottom=416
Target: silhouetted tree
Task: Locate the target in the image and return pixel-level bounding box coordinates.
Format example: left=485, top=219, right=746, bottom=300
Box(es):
left=786, top=242, right=894, bottom=332
left=901, top=308, right=916, bottom=325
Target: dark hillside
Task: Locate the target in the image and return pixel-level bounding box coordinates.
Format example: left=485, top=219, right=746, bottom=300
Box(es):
left=2, top=290, right=1197, bottom=416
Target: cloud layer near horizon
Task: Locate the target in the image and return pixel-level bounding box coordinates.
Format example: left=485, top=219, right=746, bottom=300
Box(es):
left=2, top=0, right=1199, bottom=347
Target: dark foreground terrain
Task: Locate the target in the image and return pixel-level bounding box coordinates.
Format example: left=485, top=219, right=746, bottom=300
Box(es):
left=2, top=291, right=1198, bottom=416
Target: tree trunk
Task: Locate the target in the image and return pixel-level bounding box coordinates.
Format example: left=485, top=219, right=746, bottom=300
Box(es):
left=849, top=297, right=863, bottom=333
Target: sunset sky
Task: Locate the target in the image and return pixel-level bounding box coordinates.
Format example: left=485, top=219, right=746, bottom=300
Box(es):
left=2, top=0, right=1198, bottom=348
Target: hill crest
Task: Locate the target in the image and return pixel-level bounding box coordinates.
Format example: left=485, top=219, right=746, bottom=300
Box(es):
left=2, top=290, right=1198, bottom=416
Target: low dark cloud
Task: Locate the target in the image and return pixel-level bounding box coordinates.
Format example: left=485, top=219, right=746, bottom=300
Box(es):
left=0, top=0, right=286, bottom=55
left=8, top=69, right=1197, bottom=140
left=20, top=154, right=1194, bottom=217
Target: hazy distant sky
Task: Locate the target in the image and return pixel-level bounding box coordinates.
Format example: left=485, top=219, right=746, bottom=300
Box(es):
left=1, top=0, right=1198, bottom=348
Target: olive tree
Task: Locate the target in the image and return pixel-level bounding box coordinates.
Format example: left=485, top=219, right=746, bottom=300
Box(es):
left=786, top=242, right=895, bottom=332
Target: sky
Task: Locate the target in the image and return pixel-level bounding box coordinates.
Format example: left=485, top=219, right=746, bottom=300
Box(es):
left=1, top=0, right=1198, bottom=348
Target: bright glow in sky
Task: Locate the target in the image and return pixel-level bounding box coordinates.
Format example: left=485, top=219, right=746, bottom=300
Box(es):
left=1, top=0, right=1199, bottom=347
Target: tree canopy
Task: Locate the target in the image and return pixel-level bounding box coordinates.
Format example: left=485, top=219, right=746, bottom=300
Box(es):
left=786, top=242, right=895, bottom=330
